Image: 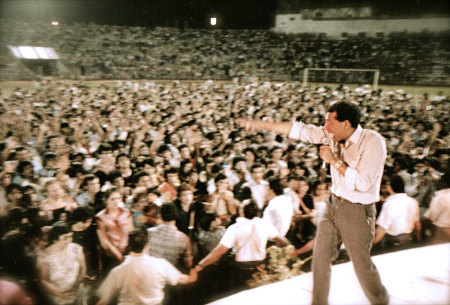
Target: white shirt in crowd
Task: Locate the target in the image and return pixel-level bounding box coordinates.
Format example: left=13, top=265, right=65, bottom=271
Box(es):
left=424, top=189, right=450, bottom=228
left=97, top=255, right=182, bottom=305
left=219, top=217, right=278, bottom=262
left=376, top=193, right=420, bottom=236
left=263, top=194, right=294, bottom=238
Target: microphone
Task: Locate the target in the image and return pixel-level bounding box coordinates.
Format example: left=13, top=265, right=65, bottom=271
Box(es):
left=320, top=132, right=332, bottom=181
left=321, top=134, right=332, bottom=169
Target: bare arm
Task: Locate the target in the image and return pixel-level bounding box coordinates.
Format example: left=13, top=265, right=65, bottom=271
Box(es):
left=194, top=244, right=230, bottom=272
left=177, top=268, right=198, bottom=285
left=372, top=226, right=386, bottom=245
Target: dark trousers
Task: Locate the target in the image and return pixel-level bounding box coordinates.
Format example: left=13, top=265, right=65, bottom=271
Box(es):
left=312, top=195, right=389, bottom=305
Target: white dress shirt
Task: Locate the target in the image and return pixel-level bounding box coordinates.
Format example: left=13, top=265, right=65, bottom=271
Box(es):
left=263, top=194, right=294, bottom=237
left=289, top=122, right=386, bottom=204
left=376, top=193, right=420, bottom=235
left=220, top=217, right=278, bottom=262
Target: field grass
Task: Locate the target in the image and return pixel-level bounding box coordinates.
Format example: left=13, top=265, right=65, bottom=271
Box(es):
left=0, top=80, right=449, bottom=98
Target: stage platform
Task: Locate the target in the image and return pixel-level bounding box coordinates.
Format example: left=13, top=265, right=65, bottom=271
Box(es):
left=208, top=243, right=450, bottom=305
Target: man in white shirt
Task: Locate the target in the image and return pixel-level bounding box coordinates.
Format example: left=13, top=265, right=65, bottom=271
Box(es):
left=238, top=101, right=390, bottom=305
left=96, top=228, right=197, bottom=305
left=193, top=201, right=285, bottom=291
left=424, top=173, right=450, bottom=243
left=263, top=177, right=294, bottom=238
left=242, top=163, right=268, bottom=213
left=373, top=175, right=421, bottom=248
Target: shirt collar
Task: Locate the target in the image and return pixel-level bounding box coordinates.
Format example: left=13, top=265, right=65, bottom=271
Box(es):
left=345, top=125, right=363, bottom=147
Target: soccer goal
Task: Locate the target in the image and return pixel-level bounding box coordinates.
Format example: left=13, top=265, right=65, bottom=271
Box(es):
left=302, top=68, right=380, bottom=90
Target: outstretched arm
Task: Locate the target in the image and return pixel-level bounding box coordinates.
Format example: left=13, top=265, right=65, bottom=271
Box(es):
left=236, top=118, right=293, bottom=136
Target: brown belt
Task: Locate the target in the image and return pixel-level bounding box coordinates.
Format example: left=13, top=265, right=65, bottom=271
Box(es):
left=332, top=194, right=365, bottom=206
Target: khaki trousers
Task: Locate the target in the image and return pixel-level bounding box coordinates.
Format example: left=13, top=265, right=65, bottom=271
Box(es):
left=312, top=194, right=389, bottom=305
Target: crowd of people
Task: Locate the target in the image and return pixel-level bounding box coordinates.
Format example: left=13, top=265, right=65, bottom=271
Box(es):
left=0, top=78, right=448, bottom=305
left=1, top=19, right=449, bottom=85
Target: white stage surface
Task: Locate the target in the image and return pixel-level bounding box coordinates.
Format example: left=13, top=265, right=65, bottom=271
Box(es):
left=208, top=243, right=450, bottom=305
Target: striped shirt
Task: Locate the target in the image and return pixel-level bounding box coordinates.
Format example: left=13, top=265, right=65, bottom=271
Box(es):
left=289, top=122, right=386, bottom=205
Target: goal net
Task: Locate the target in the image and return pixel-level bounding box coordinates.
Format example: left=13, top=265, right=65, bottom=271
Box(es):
left=302, top=68, right=380, bottom=90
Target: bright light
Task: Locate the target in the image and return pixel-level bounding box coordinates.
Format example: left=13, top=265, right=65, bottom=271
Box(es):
left=210, top=17, right=217, bottom=26
left=51, top=21, right=59, bottom=26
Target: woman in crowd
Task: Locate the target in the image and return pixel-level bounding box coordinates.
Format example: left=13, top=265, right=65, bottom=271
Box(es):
left=96, top=187, right=134, bottom=271
left=40, top=179, right=78, bottom=223
left=37, top=221, right=86, bottom=305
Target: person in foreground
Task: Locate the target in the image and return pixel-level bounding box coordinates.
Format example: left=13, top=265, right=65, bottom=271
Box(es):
left=237, top=101, right=390, bottom=305
left=95, top=228, right=197, bottom=305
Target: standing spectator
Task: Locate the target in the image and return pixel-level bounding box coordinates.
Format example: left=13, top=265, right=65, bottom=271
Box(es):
left=242, top=163, right=268, bottom=213
left=95, top=228, right=197, bottom=305
left=158, top=168, right=180, bottom=202
left=424, top=173, right=450, bottom=243
left=147, top=203, right=193, bottom=272
left=75, top=174, right=101, bottom=207
left=207, top=174, right=237, bottom=227
left=71, top=206, right=100, bottom=279
left=263, top=177, right=294, bottom=239
left=37, top=221, right=86, bottom=305
left=41, top=179, right=77, bottom=223
left=96, top=187, right=134, bottom=270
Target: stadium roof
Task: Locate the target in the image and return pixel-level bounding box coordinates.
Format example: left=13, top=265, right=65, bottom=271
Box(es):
left=7, top=46, right=59, bottom=60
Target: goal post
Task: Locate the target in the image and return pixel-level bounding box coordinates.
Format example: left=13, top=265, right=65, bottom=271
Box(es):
left=302, top=68, right=380, bottom=90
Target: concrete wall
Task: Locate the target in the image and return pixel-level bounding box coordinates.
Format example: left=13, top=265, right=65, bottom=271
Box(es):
left=273, top=15, right=450, bottom=37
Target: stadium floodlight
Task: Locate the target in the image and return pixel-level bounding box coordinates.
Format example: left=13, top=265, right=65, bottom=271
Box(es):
left=302, top=68, right=379, bottom=90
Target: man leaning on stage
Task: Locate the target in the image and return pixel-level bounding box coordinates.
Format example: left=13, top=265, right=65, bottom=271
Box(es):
left=95, top=228, right=197, bottom=305
left=237, top=101, right=390, bottom=305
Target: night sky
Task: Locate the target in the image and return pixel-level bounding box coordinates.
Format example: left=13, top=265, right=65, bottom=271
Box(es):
left=1, top=0, right=448, bottom=29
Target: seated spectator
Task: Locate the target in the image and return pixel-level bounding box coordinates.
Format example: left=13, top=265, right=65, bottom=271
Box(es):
left=373, top=175, right=421, bottom=251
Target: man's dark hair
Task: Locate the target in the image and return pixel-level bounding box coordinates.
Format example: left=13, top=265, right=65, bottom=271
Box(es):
left=49, top=221, right=71, bottom=243
left=128, top=228, right=149, bottom=253
left=243, top=201, right=259, bottom=219
left=214, top=173, right=227, bottom=184
left=17, top=161, right=33, bottom=175
left=160, top=203, right=177, bottom=221
left=250, top=162, right=264, bottom=173
left=72, top=206, right=94, bottom=223
left=81, top=174, right=99, bottom=189
left=268, top=177, right=284, bottom=195
left=328, top=102, right=361, bottom=128
left=115, top=153, right=130, bottom=164
left=134, top=171, right=150, bottom=184
left=97, top=143, right=113, bottom=155
left=232, top=156, right=246, bottom=168
left=164, top=167, right=178, bottom=180
left=389, top=175, right=405, bottom=193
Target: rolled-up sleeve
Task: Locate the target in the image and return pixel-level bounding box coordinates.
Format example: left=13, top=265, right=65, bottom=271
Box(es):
left=288, top=120, right=325, bottom=144
left=345, top=132, right=386, bottom=193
